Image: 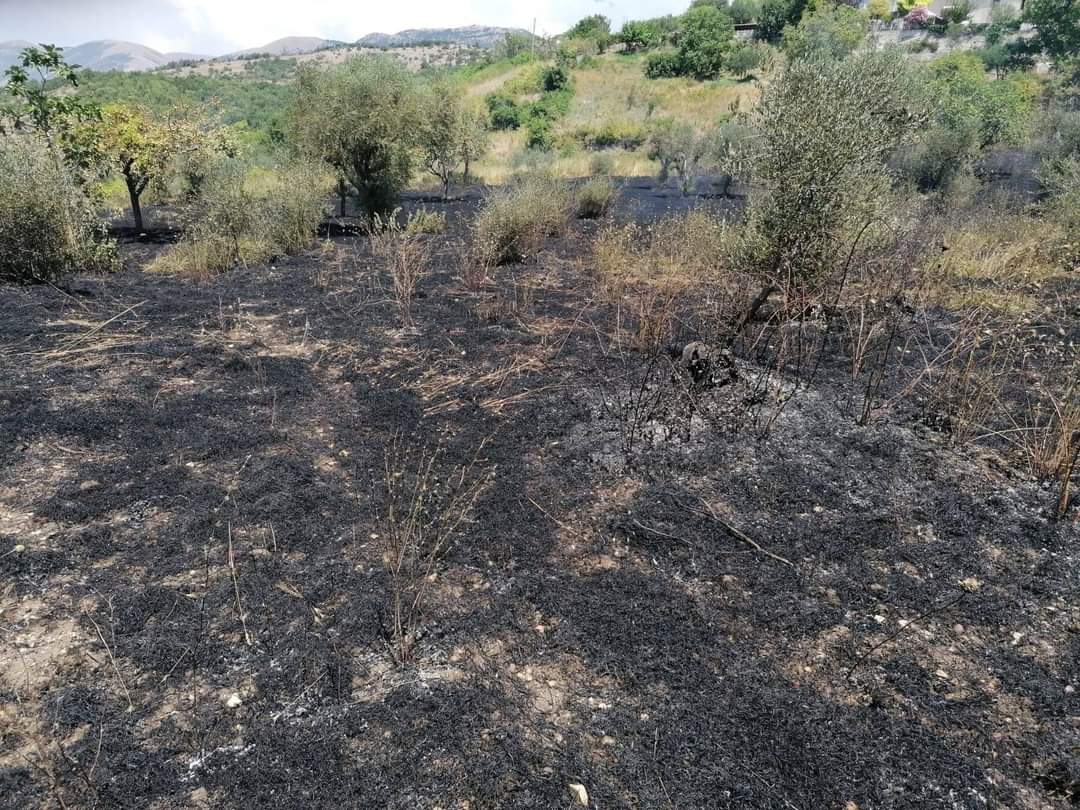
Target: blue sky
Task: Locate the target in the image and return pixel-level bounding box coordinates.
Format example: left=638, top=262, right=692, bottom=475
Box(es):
left=0, top=0, right=692, bottom=55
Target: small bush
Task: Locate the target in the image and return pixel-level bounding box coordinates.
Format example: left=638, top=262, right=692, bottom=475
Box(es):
left=577, top=176, right=618, bottom=219
left=470, top=175, right=573, bottom=267
left=486, top=93, right=522, bottom=130
left=573, top=121, right=648, bottom=151
left=524, top=88, right=574, bottom=123
left=155, top=159, right=328, bottom=277
left=369, top=211, right=432, bottom=328
left=405, top=208, right=448, bottom=235
left=590, top=151, right=617, bottom=176
left=541, top=66, right=571, bottom=92
left=726, top=43, right=764, bottom=78
left=526, top=118, right=555, bottom=151
left=0, top=136, right=117, bottom=284
left=645, top=51, right=686, bottom=79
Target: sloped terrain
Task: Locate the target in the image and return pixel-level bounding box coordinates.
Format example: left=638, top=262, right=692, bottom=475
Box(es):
left=0, top=189, right=1077, bottom=809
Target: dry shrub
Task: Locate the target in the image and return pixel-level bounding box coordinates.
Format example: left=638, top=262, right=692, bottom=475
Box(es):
left=405, top=208, right=448, bottom=236
left=593, top=209, right=729, bottom=291
left=375, top=432, right=492, bottom=663
left=916, top=310, right=1028, bottom=447
left=0, top=135, right=117, bottom=284
left=369, top=210, right=432, bottom=328
left=999, top=358, right=1079, bottom=520
left=576, top=176, right=618, bottom=219
left=153, top=159, right=329, bottom=277
left=469, top=174, right=573, bottom=268
left=593, top=210, right=733, bottom=352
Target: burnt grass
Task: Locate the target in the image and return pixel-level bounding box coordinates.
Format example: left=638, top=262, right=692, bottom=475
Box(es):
left=1, top=184, right=1078, bottom=810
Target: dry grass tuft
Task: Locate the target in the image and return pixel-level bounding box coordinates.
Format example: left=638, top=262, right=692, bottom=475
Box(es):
left=468, top=175, right=573, bottom=269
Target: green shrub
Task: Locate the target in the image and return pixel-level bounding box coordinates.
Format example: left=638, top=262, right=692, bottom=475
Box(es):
left=577, top=176, right=619, bottom=219
left=645, top=51, right=686, bottom=78
left=486, top=92, right=522, bottom=130
left=526, top=118, right=555, bottom=151
left=524, top=88, right=573, bottom=123
left=541, top=66, right=571, bottom=92
left=470, top=175, right=573, bottom=266
left=571, top=121, right=648, bottom=150
left=726, top=43, right=765, bottom=77
left=590, top=151, right=617, bottom=176
left=155, top=159, right=328, bottom=276
left=0, top=136, right=117, bottom=284
left=1040, top=156, right=1080, bottom=250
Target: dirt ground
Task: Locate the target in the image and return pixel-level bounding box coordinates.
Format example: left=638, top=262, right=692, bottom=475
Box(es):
left=1, top=185, right=1078, bottom=809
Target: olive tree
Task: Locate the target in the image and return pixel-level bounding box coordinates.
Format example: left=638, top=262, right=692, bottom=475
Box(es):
left=729, top=50, right=927, bottom=291
left=289, top=57, right=419, bottom=217
left=417, top=83, right=490, bottom=198
left=900, top=53, right=1035, bottom=190
left=648, top=119, right=718, bottom=194
left=782, top=3, right=869, bottom=61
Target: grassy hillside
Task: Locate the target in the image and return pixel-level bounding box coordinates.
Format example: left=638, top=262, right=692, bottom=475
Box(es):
left=74, top=49, right=760, bottom=186
left=468, top=53, right=760, bottom=184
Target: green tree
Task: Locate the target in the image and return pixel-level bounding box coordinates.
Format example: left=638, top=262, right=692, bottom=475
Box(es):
left=418, top=84, right=489, bottom=198
left=618, top=20, right=664, bottom=52
left=866, top=0, right=893, bottom=22
left=458, top=106, right=489, bottom=185
left=567, top=15, right=613, bottom=51
left=1023, top=0, right=1080, bottom=62
left=729, top=50, right=927, bottom=286
left=288, top=57, right=419, bottom=217
left=756, top=0, right=809, bottom=42
left=782, top=3, right=870, bottom=61
left=648, top=118, right=721, bottom=194
left=93, top=103, right=235, bottom=230
left=678, top=4, right=737, bottom=79
left=729, top=0, right=763, bottom=24
left=2, top=44, right=101, bottom=174
left=903, top=52, right=1035, bottom=190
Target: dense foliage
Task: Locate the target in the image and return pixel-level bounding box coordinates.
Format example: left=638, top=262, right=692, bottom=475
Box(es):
left=0, top=135, right=117, bottom=283
left=289, top=57, right=420, bottom=216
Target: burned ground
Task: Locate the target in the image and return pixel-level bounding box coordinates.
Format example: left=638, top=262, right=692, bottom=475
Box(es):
left=1, top=186, right=1078, bottom=809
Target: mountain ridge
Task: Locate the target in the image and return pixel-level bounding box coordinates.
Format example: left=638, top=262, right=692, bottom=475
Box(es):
left=0, top=26, right=531, bottom=78
left=356, top=25, right=531, bottom=48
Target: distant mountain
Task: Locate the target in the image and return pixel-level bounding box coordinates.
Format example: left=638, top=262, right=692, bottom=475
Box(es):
left=63, top=40, right=206, bottom=72
left=356, top=26, right=532, bottom=48
left=227, top=37, right=341, bottom=58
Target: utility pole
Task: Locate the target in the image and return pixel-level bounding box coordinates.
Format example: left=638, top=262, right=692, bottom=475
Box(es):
left=531, top=18, right=536, bottom=58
